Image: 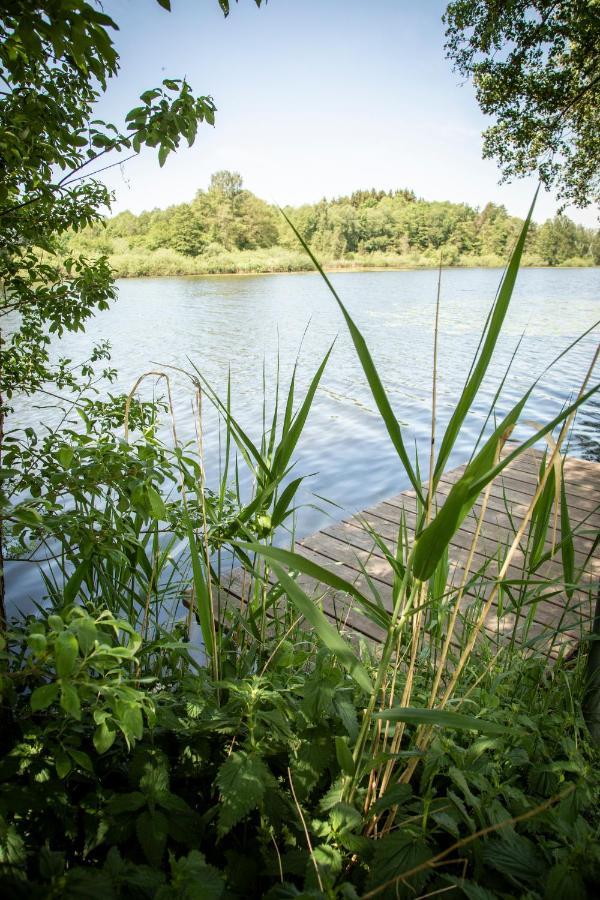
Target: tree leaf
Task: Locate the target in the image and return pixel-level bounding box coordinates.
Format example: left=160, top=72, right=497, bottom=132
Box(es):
left=120, top=703, right=144, bottom=743
left=60, top=682, right=82, bottom=720
left=366, top=830, right=432, bottom=898
left=55, top=750, right=72, bottom=779
left=108, top=791, right=146, bottom=815
left=136, top=810, right=168, bottom=865
left=30, top=682, right=59, bottom=711
left=146, top=485, right=167, bottom=519
left=55, top=631, right=79, bottom=677
left=68, top=748, right=93, bottom=772
left=94, top=722, right=116, bottom=754
left=57, top=446, right=74, bottom=468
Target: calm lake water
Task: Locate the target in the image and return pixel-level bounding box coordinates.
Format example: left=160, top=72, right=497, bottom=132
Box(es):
left=7, top=266, right=600, bottom=609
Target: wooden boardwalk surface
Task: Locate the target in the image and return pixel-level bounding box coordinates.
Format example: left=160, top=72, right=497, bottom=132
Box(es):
left=220, top=447, right=599, bottom=656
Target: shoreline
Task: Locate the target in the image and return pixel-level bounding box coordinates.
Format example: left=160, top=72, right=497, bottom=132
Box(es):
left=112, top=261, right=600, bottom=280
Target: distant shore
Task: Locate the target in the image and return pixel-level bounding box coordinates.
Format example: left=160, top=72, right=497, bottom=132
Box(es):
left=108, top=249, right=599, bottom=279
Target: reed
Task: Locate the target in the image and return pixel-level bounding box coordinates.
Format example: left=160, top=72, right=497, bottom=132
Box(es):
left=231, top=195, right=600, bottom=832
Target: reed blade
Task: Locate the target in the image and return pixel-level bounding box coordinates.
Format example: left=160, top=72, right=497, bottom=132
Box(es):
left=270, top=563, right=373, bottom=693
left=236, top=541, right=391, bottom=631
left=281, top=209, right=424, bottom=501
left=432, top=189, right=538, bottom=486
left=374, top=706, right=509, bottom=735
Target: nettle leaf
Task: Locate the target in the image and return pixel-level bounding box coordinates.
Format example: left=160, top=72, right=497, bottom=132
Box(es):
left=335, top=736, right=355, bottom=776
left=309, top=844, right=342, bottom=883
left=136, top=810, right=168, bottom=865
left=482, top=834, right=546, bottom=886
left=443, top=876, right=497, bottom=900
left=216, top=751, right=274, bottom=836
left=545, top=864, right=587, bottom=900
left=292, top=739, right=334, bottom=800
left=167, top=850, right=225, bottom=900
left=139, top=762, right=170, bottom=798
left=108, top=792, right=146, bottom=815
left=366, top=830, right=432, bottom=898
left=0, top=820, right=26, bottom=867
left=334, top=695, right=359, bottom=740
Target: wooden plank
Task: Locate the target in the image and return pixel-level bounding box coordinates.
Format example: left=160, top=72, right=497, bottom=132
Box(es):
left=304, top=520, right=591, bottom=640
left=389, top=466, right=600, bottom=523
left=215, top=450, right=599, bottom=658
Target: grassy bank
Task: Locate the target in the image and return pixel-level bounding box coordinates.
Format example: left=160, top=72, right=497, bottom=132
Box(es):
left=108, top=245, right=597, bottom=277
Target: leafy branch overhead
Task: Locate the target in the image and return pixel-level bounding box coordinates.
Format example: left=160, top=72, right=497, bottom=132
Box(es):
left=218, top=0, right=265, bottom=16
left=444, top=0, right=600, bottom=209
left=0, top=1, right=222, bottom=406
left=157, top=0, right=265, bottom=13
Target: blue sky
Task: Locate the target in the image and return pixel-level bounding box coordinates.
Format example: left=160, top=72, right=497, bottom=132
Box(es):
left=98, top=0, right=596, bottom=226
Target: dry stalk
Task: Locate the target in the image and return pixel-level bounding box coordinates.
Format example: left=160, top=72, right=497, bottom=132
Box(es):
left=374, top=273, right=442, bottom=810
left=288, top=766, right=324, bottom=893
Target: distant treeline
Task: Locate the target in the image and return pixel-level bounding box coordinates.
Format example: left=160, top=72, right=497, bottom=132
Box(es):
left=67, top=171, right=600, bottom=277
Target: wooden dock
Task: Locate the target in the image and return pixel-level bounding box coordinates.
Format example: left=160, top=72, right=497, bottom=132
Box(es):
left=220, top=447, right=599, bottom=656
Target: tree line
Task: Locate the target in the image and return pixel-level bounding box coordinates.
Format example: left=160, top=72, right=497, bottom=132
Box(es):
left=67, top=170, right=600, bottom=275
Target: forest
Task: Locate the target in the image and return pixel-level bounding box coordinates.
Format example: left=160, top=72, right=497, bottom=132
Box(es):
left=67, top=170, right=600, bottom=277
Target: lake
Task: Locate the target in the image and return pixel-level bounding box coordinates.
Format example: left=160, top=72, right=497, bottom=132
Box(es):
left=7, top=266, right=600, bottom=609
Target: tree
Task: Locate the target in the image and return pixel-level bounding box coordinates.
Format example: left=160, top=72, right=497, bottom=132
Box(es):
left=444, top=0, right=600, bottom=210
left=0, top=1, right=253, bottom=625
left=536, top=214, right=579, bottom=263
left=209, top=170, right=244, bottom=200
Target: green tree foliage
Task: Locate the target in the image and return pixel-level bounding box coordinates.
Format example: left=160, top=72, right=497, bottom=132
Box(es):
left=0, top=0, right=255, bottom=625
left=71, top=174, right=598, bottom=271
left=0, top=2, right=217, bottom=402
left=444, top=0, right=600, bottom=210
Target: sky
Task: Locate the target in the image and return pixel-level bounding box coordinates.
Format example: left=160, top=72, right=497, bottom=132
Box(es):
left=97, top=0, right=597, bottom=226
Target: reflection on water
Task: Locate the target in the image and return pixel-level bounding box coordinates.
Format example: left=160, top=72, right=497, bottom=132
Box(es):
left=7, top=266, right=600, bottom=607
